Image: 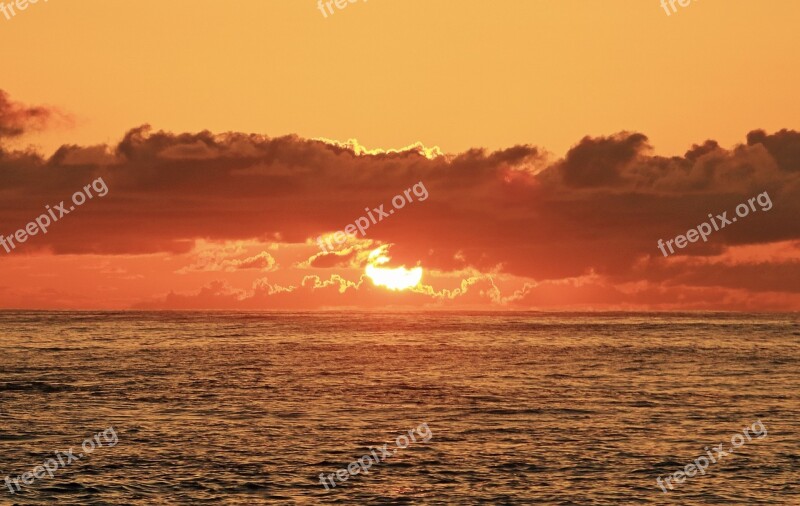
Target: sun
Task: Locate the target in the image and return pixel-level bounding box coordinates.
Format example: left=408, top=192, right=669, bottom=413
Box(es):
left=365, top=247, right=423, bottom=291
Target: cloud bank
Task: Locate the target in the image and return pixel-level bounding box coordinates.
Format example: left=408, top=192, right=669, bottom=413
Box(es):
left=1, top=92, right=798, bottom=310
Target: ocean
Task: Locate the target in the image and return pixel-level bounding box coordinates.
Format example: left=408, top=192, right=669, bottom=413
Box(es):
left=0, top=311, right=798, bottom=504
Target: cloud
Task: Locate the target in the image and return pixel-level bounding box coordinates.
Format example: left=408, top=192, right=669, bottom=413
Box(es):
left=1, top=90, right=798, bottom=309
left=0, top=91, right=70, bottom=143
left=556, top=132, right=650, bottom=187
left=176, top=240, right=277, bottom=273
left=0, top=91, right=51, bottom=140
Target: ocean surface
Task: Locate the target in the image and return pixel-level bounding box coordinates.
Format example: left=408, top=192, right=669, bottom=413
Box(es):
left=0, top=311, right=798, bottom=505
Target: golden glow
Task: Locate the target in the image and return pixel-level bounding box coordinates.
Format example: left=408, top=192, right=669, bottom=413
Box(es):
left=365, top=247, right=423, bottom=291
left=314, top=137, right=444, bottom=160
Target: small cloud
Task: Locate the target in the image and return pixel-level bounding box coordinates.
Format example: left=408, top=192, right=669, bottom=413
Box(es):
left=177, top=240, right=277, bottom=273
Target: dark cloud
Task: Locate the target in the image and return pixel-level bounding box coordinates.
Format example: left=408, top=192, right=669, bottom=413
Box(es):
left=0, top=90, right=59, bottom=141
left=557, top=132, right=649, bottom=187
left=747, top=129, right=800, bottom=172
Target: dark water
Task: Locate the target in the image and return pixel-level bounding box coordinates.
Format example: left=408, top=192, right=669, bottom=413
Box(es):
left=0, top=312, right=798, bottom=505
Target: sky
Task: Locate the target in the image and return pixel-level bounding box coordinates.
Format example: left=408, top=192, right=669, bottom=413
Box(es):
left=0, top=0, right=798, bottom=310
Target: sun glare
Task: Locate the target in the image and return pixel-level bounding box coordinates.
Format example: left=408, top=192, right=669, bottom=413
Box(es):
left=365, top=248, right=423, bottom=291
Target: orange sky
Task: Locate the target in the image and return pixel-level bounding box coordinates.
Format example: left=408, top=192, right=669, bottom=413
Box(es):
left=1, top=0, right=799, bottom=310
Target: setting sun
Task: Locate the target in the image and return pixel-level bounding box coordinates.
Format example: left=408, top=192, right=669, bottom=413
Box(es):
left=364, top=247, right=423, bottom=291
